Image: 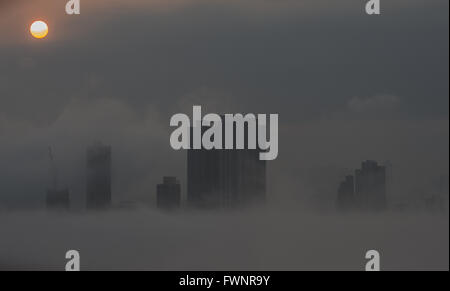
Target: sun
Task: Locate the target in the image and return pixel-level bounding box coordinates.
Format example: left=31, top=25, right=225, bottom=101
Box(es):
left=30, top=20, right=49, bottom=39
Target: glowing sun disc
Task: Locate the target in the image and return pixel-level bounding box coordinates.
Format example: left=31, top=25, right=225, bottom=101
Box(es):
left=30, top=21, right=49, bottom=39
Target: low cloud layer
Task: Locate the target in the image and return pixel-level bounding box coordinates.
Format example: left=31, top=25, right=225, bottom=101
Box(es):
left=0, top=209, right=448, bottom=271
left=0, top=95, right=448, bottom=209
left=0, top=0, right=448, bottom=270
left=347, top=95, right=400, bottom=114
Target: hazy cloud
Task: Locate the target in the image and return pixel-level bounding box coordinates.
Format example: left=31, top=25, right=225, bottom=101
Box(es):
left=348, top=94, right=401, bottom=114
left=0, top=0, right=448, bottom=270
left=0, top=210, right=448, bottom=270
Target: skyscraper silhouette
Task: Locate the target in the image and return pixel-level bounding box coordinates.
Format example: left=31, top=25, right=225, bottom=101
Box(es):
left=337, top=161, right=388, bottom=211
left=337, top=175, right=355, bottom=211
left=46, top=146, right=70, bottom=210
left=157, top=177, right=181, bottom=210
left=86, top=143, right=112, bottom=210
left=187, top=117, right=266, bottom=209
left=355, top=160, right=387, bottom=211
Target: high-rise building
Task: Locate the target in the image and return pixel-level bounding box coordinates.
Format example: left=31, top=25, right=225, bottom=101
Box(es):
left=337, top=175, right=355, bottom=211
left=355, top=160, right=387, bottom=211
left=45, top=146, right=70, bottom=210
left=46, top=188, right=70, bottom=210
left=157, top=177, right=181, bottom=210
left=86, top=143, right=112, bottom=210
left=187, top=118, right=266, bottom=209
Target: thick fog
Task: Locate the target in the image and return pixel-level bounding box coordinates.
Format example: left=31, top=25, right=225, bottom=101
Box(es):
left=0, top=0, right=448, bottom=270
left=0, top=209, right=448, bottom=271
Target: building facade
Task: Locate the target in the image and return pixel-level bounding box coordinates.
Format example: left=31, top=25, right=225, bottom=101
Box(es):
left=355, top=160, right=387, bottom=211
left=337, top=175, right=355, bottom=211
left=187, top=118, right=266, bottom=209
left=86, top=144, right=112, bottom=210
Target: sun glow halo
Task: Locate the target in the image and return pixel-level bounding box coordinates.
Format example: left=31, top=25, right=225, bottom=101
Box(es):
left=30, top=21, right=49, bottom=39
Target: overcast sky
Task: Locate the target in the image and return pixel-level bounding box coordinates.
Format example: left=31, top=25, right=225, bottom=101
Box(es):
left=0, top=0, right=448, bottom=272
left=0, top=0, right=448, bottom=208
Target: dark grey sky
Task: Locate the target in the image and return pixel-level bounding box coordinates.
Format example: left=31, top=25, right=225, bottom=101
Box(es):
left=0, top=0, right=448, bottom=208
left=0, top=0, right=448, bottom=272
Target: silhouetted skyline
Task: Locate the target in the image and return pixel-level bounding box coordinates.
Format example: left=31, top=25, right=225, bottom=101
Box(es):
left=337, top=160, right=387, bottom=211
